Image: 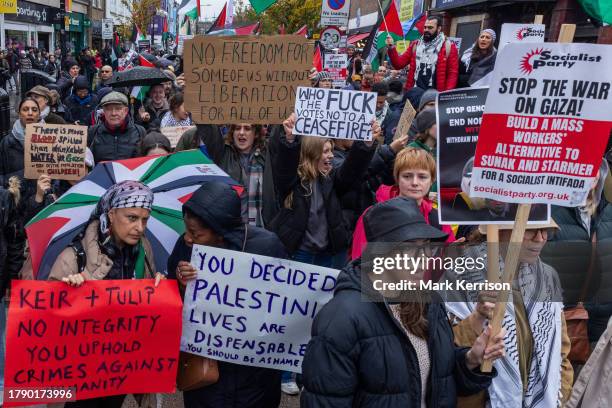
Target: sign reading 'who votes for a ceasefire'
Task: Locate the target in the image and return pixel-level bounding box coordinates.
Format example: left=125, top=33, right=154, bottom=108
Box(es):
left=184, top=35, right=314, bottom=125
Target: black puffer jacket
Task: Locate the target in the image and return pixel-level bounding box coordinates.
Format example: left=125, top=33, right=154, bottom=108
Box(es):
left=167, top=181, right=286, bottom=408
left=301, top=259, right=495, bottom=408
left=271, top=135, right=376, bottom=254
left=63, top=93, right=99, bottom=126
left=88, top=116, right=146, bottom=163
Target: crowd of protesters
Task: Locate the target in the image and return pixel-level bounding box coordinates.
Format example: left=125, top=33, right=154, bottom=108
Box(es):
left=0, top=13, right=610, bottom=408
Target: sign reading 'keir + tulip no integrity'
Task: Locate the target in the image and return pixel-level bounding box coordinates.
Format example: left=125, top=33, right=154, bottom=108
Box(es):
left=183, top=35, right=314, bottom=125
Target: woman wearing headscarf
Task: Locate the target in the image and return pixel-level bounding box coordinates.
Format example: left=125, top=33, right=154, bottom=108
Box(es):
left=45, top=180, right=163, bottom=288
left=459, top=29, right=498, bottom=87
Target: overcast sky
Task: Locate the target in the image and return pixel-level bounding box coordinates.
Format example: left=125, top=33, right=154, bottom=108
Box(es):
left=199, top=0, right=229, bottom=22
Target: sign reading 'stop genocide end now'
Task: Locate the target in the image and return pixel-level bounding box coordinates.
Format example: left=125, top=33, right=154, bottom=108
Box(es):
left=293, top=87, right=376, bottom=141
left=184, top=35, right=314, bottom=125
left=3, top=280, right=182, bottom=406
left=470, top=43, right=612, bottom=207
left=181, top=245, right=338, bottom=373
left=24, top=124, right=87, bottom=181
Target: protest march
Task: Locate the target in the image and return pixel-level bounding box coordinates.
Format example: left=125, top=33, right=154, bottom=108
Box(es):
left=2, top=0, right=612, bottom=407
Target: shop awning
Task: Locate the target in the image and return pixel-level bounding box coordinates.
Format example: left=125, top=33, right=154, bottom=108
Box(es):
left=432, top=0, right=555, bottom=11
left=348, top=33, right=370, bottom=44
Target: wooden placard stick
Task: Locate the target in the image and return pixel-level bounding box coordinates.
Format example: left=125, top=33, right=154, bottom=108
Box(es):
left=486, top=225, right=499, bottom=284
left=534, top=15, right=544, bottom=24
left=481, top=204, right=531, bottom=372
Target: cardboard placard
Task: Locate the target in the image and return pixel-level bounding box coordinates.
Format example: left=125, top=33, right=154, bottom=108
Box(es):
left=184, top=35, right=314, bottom=125
left=470, top=43, right=612, bottom=207
left=393, top=99, right=416, bottom=140
left=161, top=126, right=196, bottom=148
left=181, top=245, right=338, bottom=373
left=3, top=280, right=182, bottom=406
left=24, top=124, right=87, bottom=181
left=293, top=87, right=376, bottom=140
left=436, top=87, right=550, bottom=224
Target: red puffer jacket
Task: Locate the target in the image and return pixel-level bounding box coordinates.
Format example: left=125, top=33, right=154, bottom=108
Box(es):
left=388, top=39, right=459, bottom=92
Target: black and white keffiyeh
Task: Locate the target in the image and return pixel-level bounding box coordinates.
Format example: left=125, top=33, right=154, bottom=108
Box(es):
left=445, top=244, right=563, bottom=408
left=414, top=32, right=446, bottom=88
left=94, top=180, right=154, bottom=236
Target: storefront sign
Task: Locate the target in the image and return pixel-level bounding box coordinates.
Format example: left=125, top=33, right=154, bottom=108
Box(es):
left=0, top=0, right=17, bottom=14
left=5, top=0, right=61, bottom=25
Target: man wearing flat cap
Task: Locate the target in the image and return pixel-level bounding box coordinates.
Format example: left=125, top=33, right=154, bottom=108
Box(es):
left=87, top=91, right=146, bottom=163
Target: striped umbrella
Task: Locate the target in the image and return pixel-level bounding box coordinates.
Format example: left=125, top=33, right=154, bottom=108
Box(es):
left=26, top=147, right=238, bottom=280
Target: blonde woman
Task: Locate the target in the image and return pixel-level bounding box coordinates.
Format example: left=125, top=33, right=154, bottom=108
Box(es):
left=270, top=113, right=379, bottom=267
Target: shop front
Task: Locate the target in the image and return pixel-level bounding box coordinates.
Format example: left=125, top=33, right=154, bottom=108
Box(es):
left=2, top=0, right=60, bottom=51
left=54, top=12, right=86, bottom=54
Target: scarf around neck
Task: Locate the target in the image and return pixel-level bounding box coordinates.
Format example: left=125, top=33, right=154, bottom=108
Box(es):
left=414, top=32, right=446, bottom=88
left=11, top=120, right=26, bottom=144
left=72, top=93, right=92, bottom=106
left=40, top=106, right=51, bottom=120
left=376, top=101, right=389, bottom=124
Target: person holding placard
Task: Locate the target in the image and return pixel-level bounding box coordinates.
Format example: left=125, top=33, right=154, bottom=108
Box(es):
left=176, top=123, right=278, bottom=228
left=167, top=180, right=286, bottom=408
left=446, top=222, right=573, bottom=407
left=301, top=197, right=503, bottom=407
left=270, top=114, right=378, bottom=266
left=351, top=147, right=456, bottom=260
left=459, top=29, right=498, bottom=87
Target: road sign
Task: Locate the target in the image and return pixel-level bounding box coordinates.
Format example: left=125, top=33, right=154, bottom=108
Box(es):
left=320, top=26, right=342, bottom=49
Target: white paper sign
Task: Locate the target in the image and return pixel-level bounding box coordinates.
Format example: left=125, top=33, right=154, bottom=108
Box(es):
left=470, top=43, right=612, bottom=207
left=181, top=245, right=339, bottom=373
left=498, top=23, right=545, bottom=52
left=294, top=87, right=377, bottom=140
left=321, top=0, right=351, bottom=27
left=102, top=19, right=113, bottom=40
left=324, top=54, right=348, bottom=87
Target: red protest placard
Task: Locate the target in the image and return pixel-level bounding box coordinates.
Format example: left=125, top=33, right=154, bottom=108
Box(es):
left=3, top=280, right=182, bottom=407
left=470, top=43, right=612, bottom=207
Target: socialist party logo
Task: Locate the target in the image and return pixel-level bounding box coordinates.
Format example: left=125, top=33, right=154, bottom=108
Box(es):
left=520, top=48, right=602, bottom=74
left=515, top=27, right=545, bottom=41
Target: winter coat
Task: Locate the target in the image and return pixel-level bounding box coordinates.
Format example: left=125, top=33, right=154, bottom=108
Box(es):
left=567, top=317, right=612, bottom=408
left=44, top=61, right=60, bottom=78
left=388, top=39, right=459, bottom=92
left=177, top=125, right=281, bottom=228
left=458, top=49, right=497, bottom=87
left=40, top=220, right=154, bottom=281
left=351, top=185, right=455, bottom=259
left=300, top=259, right=495, bottom=408
left=63, top=93, right=99, bottom=126
left=43, top=111, right=67, bottom=125
left=166, top=181, right=286, bottom=408
left=56, top=71, right=74, bottom=100
left=271, top=135, right=376, bottom=254
left=541, top=160, right=612, bottom=341
left=18, top=56, right=32, bottom=70
left=381, top=108, right=401, bottom=145
left=88, top=116, right=146, bottom=163
left=0, top=188, right=17, bottom=301
left=135, top=99, right=170, bottom=131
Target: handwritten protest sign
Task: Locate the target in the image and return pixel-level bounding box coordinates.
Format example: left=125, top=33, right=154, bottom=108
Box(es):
left=323, top=54, right=348, bottom=88
left=184, top=35, right=314, bottom=125
left=436, top=87, right=549, bottom=224
left=469, top=43, right=612, bottom=207
left=293, top=87, right=376, bottom=140
left=181, top=245, right=339, bottom=373
left=161, top=126, right=196, bottom=148
left=3, top=280, right=182, bottom=406
left=499, top=23, right=545, bottom=51
left=24, top=124, right=87, bottom=181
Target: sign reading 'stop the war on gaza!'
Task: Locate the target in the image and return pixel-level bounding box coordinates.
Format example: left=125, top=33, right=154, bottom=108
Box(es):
left=183, top=35, right=313, bottom=125
left=470, top=43, right=612, bottom=207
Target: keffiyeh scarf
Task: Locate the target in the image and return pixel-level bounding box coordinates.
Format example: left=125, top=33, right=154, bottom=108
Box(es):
left=414, top=33, right=446, bottom=88
left=445, top=244, right=563, bottom=408
left=94, top=180, right=154, bottom=236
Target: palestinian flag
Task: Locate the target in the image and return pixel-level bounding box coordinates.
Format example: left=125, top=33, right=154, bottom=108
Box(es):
left=207, top=3, right=228, bottom=33
left=294, top=25, right=308, bottom=37
left=131, top=23, right=146, bottom=42
left=131, top=85, right=150, bottom=103
left=249, top=0, right=276, bottom=14
left=313, top=44, right=323, bottom=72
left=403, top=13, right=426, bottom=41
left=207, top=22, right=260, bottom=36
left=578, top=0, right=612, bottom=24
left=179, top=0, right=200, bottom=34
left=362, top=1, right=403, bottom=71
